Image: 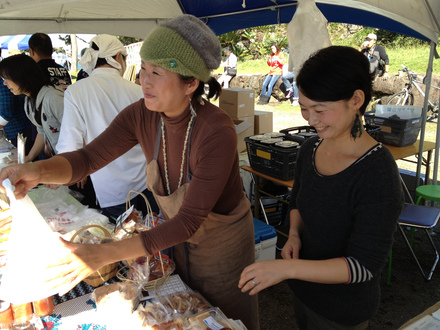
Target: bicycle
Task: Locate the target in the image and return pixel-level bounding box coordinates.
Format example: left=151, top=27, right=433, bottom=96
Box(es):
left=386, top=64, right=440, bottom=122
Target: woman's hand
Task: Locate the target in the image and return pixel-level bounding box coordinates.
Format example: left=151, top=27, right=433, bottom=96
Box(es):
left=281, top=234, right=302, bottom=260
left=0, top=163, right=42, bottom=199
left=45, top=237, right=108, bottom=295
left=238, top=259, right=292, bottom=295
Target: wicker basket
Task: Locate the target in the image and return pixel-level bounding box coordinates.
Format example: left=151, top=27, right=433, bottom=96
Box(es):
left=116, top=255, right=175, bottom=291
left=116, top=190, right=173, bottom=291
left=118, top=190, right=156, bottom=267
left=70, top=225, right=119, bottom=288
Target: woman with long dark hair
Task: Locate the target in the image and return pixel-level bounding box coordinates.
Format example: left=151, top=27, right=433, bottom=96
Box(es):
left=0, top=54, right=64, bottom=162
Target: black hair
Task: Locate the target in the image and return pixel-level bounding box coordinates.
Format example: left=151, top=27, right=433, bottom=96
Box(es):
left=179, top=75, right=222, bottom=102
left=0, top=54, right=52, bottom=99
left=28, top=33, right=53, bottom=57
left=296, top=46, right=374, bottom=115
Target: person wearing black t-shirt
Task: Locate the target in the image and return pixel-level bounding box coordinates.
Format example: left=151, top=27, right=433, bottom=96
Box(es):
left=29, top=33, right=72, bottom=90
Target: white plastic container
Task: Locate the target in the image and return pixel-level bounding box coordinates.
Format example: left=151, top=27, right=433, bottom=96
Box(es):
left=253, top=218, right=277, bottom=262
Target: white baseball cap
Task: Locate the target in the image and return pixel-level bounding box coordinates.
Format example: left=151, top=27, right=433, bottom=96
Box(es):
left=366, top=33, right=377, bottom=40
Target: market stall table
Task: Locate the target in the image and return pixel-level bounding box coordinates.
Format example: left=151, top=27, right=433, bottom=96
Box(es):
left=41, top=275, right=188, bottom=329
left=40, top=274, right=246, bottom=329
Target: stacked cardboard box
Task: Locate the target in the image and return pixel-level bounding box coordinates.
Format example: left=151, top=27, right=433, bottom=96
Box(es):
left=254, top=110, right=273, bottom=134
left=219, top=88, right=255, bottom=152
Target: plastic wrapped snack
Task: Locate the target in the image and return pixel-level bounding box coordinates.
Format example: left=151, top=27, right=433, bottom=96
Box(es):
left=149, top=254, right=174, bottom=281
left=127, top=256, right=150, bottom=283
left=93, top=282, right=141, bottom=315
left=160, top=290, right=211, bottom=316
left=187, top=307, right=236, bottom=330
left=134, top=299, right=185, bottom=330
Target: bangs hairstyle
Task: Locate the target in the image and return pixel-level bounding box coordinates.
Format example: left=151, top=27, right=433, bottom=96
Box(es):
left=0, top=54, right=51, bottom=99
left=296, top=46, right=375, bottom=115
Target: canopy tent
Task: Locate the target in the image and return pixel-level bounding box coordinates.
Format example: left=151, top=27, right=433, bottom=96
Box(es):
left=0, top=34, right=31, bottom=50
left=0, top=0, right=438, bottom=184
left=0, top=0, right=438, bottom=43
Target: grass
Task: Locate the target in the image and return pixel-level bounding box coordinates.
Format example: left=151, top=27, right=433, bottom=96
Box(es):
left=220, top=44, right=440, bottom=77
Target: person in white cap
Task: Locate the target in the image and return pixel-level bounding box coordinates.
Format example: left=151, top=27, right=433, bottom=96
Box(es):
left=359, top=33, right=390, bottom=80
left=56, top=34, right=158, bottom=218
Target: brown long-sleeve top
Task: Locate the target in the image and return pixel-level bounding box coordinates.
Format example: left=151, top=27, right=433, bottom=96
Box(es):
left=61, top=98, right=244, bottom=255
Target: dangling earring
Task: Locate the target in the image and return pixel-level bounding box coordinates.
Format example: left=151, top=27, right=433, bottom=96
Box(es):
left=350, top=113, right=363, bottom=140
left=188, top=96, right=197, bottom=117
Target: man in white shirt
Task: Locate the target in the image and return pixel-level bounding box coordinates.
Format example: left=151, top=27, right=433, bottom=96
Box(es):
left=57, top=34, right=158, bottom=219
left=217, top=47, right=237, bottom=89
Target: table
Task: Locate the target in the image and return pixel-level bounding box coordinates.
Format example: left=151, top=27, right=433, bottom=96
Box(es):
left=387, top=140, right=435, bottom=186
left=243, top=139, right=436, bottom=229
left=42, top=275, right=246, bottom=329
left=399, top=300, right=440, bottom=329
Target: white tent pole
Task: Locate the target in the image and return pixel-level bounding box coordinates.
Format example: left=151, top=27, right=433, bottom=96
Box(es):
left=434, top=90, right=440, bottom=185
left=416, top=41, right=436, bottom=187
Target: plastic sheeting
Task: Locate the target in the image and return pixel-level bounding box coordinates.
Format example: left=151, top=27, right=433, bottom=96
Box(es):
left=0, top=180, right=69, bottom=304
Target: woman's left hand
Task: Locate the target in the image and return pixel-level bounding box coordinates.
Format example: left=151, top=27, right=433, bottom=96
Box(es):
left=238, top=260, right=290, bottom=295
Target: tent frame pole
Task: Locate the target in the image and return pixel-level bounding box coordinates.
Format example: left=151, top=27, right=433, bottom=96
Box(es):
left=416, top=42, right=436, bottom=187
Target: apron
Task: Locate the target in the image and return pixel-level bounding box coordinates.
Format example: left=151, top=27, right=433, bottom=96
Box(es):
left=146, top=118, right=260, bottom=329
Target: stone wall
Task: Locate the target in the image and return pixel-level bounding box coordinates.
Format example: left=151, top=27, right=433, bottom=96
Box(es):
left=215, top=73, right=440, bottom=106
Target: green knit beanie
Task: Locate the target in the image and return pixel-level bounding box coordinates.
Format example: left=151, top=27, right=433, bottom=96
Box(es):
left=140, top=14, right=221, bottom=82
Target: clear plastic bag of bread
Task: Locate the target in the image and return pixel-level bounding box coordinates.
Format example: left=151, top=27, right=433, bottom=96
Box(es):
left=93, top=282, right=141, bottom=315
left=159, top=290, right=211, bottom=316
left=113, top=205, right=142, bottom=240
left=187, top=307, right=237, bottom=330
left=114, top=190, right=161, bottom=241
left=125, top=253, right=175, bottom=288
left=127, top=256, right=150, bottom=283
left=133, top=298, right=186, bottom=329
left=148, top=254, right=175, bottom=281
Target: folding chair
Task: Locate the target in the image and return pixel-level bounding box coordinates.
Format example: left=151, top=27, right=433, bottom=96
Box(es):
left=397, top=204, right=440, bottom=281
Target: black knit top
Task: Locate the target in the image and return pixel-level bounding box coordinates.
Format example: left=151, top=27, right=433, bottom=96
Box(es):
left=288, top=137, right=404, bottom=325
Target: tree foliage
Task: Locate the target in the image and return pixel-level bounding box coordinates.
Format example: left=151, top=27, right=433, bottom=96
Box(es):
left=218, top=23, right=434, bottom=62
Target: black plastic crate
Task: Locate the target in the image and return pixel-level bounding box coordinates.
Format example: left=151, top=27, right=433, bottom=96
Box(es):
left=364, top=114, right=422, bottom=147
left=279, top=126, right=318, bottom=144
left=281, top=124, right=381, bottom=142
left=253, top=196, right=289, bottom=227
left=245, top=137, right=299, bottom=181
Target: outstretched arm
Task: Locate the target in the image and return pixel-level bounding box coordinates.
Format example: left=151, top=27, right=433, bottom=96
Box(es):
left=0, top=155, right=73, bottom=199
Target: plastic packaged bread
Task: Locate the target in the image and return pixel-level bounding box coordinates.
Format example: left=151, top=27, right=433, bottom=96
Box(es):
left=159, top=290, right=211, bottom=316
left=93, top=282, right=140, bottom=315
left=187, top=307, right=236, bottom=330
left=134, top=299, right=185, bottom=329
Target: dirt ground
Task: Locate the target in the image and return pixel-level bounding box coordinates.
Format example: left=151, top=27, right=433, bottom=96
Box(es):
left=256, top=219, right=440, bottom=330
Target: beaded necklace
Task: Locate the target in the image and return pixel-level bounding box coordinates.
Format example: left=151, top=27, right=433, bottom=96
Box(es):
left=161, top=108, right=195, bottom=196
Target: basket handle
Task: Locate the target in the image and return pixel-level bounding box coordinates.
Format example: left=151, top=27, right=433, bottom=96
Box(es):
left=125, top=190, right=153, bottom=217
left=70, top=225, right=111, bottom=243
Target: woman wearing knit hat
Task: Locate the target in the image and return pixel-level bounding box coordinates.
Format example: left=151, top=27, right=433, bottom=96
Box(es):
left=0, top=14, right=259, bottom=329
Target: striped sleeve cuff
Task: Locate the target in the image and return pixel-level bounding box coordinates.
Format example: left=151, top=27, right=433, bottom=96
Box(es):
left=344, top=256, right=373, bottom=284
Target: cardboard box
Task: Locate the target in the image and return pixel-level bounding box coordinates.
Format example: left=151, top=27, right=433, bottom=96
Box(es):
left=254, top=110, right=273, bottom=134
left=220, top=88, right=255, bottom=120
left=234, top=116, right=254, bottom=152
